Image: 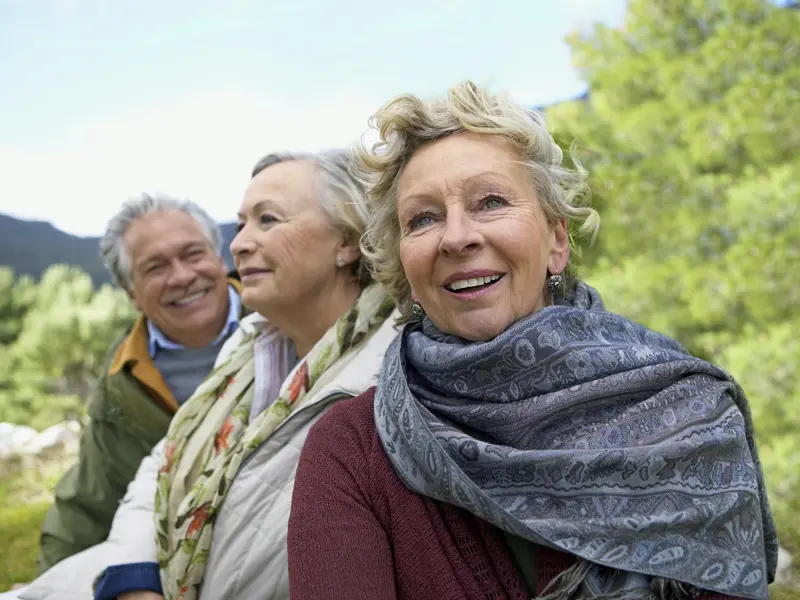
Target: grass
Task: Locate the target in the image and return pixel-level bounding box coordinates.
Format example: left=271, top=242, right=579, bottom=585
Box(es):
left=0, top=500, right=50, bottom=590
left=0, top=455, right=70, bottom=591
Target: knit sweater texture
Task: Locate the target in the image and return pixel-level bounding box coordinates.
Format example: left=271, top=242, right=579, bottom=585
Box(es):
left=288, top=389, right=734, bottom=600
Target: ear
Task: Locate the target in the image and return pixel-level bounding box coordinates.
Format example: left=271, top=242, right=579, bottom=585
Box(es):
left=548, top=218, right=570, bottom=275
left=126, top=287, right=142, bottom=312
left=335, top=233, right=361, bottom=267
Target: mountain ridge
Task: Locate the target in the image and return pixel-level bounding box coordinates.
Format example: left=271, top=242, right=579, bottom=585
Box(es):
left=0, top=212, right=238, bottom=286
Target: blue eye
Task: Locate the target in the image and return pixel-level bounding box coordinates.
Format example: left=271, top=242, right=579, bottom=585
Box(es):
left=410, top=214, right=434, bottom=230
left=483, top=195, right=505, bottom=209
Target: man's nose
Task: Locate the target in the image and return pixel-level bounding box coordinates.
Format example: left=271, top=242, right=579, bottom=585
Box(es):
left=167, top=260, right=197, bottom=286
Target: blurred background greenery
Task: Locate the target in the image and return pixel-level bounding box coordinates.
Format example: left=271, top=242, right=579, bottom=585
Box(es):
left=0, top=0, right=797, bottom=594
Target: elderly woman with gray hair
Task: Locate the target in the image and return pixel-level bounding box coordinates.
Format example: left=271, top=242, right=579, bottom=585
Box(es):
left=287, top=82, right=777, bottom=599
left=17, top=149, right=398, bottom=600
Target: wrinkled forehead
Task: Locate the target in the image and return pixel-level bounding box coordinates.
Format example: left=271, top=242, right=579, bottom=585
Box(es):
left=125, top=210, right=212, bottom=264
left=397, top=132, right=527, bottom=202
left=240, top=159, right=321, bottom=217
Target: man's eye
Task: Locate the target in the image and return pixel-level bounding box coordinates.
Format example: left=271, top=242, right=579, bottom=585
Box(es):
left=260, top=214, right=277, bottom=225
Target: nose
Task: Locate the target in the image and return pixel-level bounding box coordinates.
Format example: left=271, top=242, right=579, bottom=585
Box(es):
left=438, top=208, right=483, bottom=256
left=229, top=225, right=255, bottom=260
left=167, top=259, right=196, bottom=288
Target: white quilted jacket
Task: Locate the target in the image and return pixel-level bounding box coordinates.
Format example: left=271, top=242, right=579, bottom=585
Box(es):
left=20, top=310, right=400, bottom=600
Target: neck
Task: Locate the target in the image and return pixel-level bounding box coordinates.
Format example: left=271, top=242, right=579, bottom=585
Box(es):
left=268, top=278, right=362, bottom=359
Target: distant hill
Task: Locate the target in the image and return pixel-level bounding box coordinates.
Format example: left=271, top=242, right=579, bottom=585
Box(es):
left=0, top=213, right=237, bottom=286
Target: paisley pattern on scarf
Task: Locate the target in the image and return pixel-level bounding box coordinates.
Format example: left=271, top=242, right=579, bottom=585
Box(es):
left=375, top=283, right=777, bottom=600
left=155, top=284, right=395, bottom=600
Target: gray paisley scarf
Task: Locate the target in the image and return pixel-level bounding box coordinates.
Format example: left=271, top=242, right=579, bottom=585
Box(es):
left=375, top=283, right=777, bottom=599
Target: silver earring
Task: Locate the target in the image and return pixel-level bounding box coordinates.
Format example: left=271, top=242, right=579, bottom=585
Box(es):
left=335, top=257, right=344, bottom=267
left=547, top=273, right=565, bottom=305
left=411, top=302, right=425, bottom=319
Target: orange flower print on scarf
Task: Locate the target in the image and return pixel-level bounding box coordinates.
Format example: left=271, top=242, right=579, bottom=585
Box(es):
left=186, top=502, right=212, bottom=537
left=161, top=441, right=177, bottom=475
left=214, top=417, right=234, bottom=455
left=287, top=361, right=309, bottom=405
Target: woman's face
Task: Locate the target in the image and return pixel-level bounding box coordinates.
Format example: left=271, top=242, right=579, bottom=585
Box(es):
left=231, top=160, right=355, bottom=318
left=397, top=131, right=569, bottom=341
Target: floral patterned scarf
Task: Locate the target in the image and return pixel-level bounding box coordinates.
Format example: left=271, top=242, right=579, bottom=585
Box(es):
left=155, top=284, right=395, bottom=600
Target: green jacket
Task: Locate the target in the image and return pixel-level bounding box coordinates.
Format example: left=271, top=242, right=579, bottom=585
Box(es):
left=37, top=279, right=244, bottom=574
left=36, top=318, right=176, bottom=575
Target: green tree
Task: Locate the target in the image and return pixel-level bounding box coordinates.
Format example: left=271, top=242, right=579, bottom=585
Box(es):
left=0, top=267, right=36, bottom=345
left=1, top=265, right=135, bottom=429
left=546, top=0, right=800, bottom=560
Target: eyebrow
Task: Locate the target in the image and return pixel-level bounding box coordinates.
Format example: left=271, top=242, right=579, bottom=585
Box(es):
left=399, top=170, right=517, bottom=205
left=236, top=199, right=281, bottom=220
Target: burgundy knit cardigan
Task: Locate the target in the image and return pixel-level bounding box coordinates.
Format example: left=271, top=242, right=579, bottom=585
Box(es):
left=287, top=389, right=737, bottom=600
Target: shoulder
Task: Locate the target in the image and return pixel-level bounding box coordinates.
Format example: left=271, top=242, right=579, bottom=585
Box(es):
left=301, top=389, right=382, bottom=486
left=308, top=388, right=379, bottom=453
left=297, top=388, right=388, bottom=505
left=93, top=329, right=133, bottom=398
left=318, top=311, right=402, bottom=399
left=104, top=327, right=134, bottom=371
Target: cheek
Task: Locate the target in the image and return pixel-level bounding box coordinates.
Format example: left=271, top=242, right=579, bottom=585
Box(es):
left=197, top=259, right=226, bottom=281
left=139, top=279, right=163, bottom=308
left=271, top=222, right=338, bottom=272
left=498, top=214, right=552, bottom=270
left=399, top=236, right=433, bottom=291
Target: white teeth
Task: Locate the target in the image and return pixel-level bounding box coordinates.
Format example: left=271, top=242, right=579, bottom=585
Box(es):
left=174, top=290, right=208, bottom=306
left=446, top=275, right=501, bottom=291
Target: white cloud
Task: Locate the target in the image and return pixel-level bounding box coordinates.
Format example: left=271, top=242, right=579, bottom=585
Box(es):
left=0, top=88, right=382, bottom=235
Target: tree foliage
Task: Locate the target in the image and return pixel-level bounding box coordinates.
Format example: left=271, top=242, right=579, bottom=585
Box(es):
left=547, top=0, right=799, bottom=555
left=0, top=266, right=135, bottom=430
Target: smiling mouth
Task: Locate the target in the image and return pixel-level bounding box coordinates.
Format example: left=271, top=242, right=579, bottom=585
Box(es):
left=170, top=289, right=209, bottom=307
left=445, top=274, right=504, bottom=293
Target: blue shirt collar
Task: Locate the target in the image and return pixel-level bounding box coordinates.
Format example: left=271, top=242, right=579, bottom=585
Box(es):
left=147, top=285, right=241, bottom=358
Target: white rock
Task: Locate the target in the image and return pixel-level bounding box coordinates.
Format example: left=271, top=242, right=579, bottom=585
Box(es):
left=0, top=421, right=81, bottom=459
left=775, top=545, right=794, bottom=585
left=32, top=422, right=80, bottom=452
left=0, top=422, right=39, bottom=458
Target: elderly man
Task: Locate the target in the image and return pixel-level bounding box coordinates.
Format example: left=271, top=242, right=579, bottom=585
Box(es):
left=36, top=193, right=244, bottom=574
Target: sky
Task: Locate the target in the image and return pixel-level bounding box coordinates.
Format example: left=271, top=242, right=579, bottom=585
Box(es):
left=0, top=0, right=627, bottom=236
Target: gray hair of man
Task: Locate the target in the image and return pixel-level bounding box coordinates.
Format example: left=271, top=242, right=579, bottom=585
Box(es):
left=250, top=149, right=374, bottom=287
left=99, top=192, right=223, bottom=290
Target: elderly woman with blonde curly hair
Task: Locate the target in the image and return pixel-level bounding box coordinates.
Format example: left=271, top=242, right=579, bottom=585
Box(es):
left=287, top=82, right=777, bottom=600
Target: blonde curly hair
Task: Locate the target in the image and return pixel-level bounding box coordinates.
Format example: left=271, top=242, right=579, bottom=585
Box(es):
left=352, top=80, right=600, bottom=319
